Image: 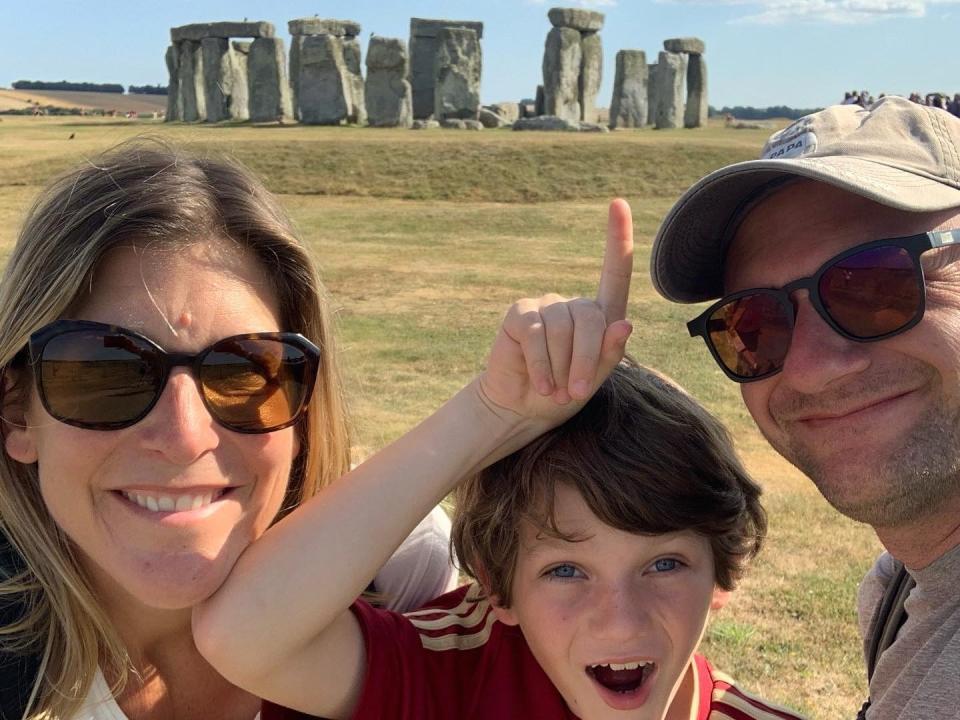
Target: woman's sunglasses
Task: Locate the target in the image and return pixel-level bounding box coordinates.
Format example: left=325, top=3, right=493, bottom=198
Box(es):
left=22, top=320, right=320, bottom=433
left=687, top=230, right=960, bottom=383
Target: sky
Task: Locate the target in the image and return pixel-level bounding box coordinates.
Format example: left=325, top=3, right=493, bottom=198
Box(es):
left=2, top=0, right=957, bottom=109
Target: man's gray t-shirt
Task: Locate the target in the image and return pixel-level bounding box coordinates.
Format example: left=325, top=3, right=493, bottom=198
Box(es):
left=858, top=544, right=960, bottom=719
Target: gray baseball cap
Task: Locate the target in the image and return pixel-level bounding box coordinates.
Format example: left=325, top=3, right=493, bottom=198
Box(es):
left=650, top=96, right=960, bottom=304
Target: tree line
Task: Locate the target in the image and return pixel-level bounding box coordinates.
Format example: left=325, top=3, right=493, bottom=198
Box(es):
left=709, top=105, right=822, bottom=120
left=12, top=81, right=167, bottom=95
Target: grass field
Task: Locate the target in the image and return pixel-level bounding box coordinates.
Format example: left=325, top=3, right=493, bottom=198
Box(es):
left=0, top=116, right=881, bottom=718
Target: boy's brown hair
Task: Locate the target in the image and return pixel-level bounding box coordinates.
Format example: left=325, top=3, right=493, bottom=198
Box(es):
left=452, top=358, right=766, bottom=606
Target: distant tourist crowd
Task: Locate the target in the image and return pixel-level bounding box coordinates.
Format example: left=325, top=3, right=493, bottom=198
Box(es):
left=842, top=89, right=960, bottom=117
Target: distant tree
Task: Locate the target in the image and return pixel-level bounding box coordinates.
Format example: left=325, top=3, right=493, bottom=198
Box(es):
left=12, top=80, right=124, bottom=94
left=708, top=105, right=822, bottom=120
left=128, top=84, right=168, bottom=96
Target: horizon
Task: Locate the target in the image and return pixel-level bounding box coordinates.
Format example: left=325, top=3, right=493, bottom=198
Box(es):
left=2, top=1, right=957, bottom=110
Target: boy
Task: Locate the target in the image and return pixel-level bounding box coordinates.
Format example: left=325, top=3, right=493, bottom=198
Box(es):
left=194, top=201, right=804, bottom=719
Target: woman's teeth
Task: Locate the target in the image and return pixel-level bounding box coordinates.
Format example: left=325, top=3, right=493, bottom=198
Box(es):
left=122, top=489, right=225, bottom=513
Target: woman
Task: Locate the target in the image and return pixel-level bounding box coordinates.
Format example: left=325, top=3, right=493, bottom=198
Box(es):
left=0, top=140, right=455, bottom=720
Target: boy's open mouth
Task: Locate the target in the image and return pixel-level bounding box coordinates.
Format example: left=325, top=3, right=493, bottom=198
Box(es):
left=586, top=661, right=654, bottom=694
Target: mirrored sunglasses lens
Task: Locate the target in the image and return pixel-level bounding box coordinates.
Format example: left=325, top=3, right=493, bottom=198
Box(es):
left=820, top=245, right=920, bottom=338
left=201, top=338, right=311, bottom=432
left=707, top=293, right=792, bottom=379
left=40, top=330, right=162, bottom=426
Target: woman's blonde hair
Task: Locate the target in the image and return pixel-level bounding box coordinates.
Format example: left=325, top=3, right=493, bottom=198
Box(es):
left=0, top=140, right=351, bottom=719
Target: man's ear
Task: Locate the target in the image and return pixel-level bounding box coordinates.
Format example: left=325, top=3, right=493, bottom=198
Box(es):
left=475, top=564, right=520, bottom=626
left=2, top=372, right=38, bottom=465
left=710, top=587, right=731, bottom=611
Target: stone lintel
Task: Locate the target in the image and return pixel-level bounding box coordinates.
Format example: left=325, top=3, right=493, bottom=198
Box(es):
left=663, top=37, right=705, bottom=54
left=288, top=18, right=361, bottom=37
left=171, top=21, right=274, bottom=42
left=547, top=8, right=604, bottom=32
left=410, top=18, right=484, bottom=39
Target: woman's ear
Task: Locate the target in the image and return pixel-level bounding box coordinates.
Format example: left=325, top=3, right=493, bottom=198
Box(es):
left=2, top=371, right=38, bottom=465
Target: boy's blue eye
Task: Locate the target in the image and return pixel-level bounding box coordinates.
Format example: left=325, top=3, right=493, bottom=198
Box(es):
left=653, top=558, right=679, bottom=573
left=547, top=564, right=582, bottom=579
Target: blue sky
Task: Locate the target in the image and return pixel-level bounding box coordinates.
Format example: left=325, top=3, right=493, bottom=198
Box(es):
left=2, top=0, right=957, bottom=108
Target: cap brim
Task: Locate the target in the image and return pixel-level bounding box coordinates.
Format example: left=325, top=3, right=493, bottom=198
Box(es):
left=651, top=156, right=960, bottom=304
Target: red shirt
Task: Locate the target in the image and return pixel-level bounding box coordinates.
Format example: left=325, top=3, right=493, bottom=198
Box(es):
left=262, top=584, right=806, bottom=720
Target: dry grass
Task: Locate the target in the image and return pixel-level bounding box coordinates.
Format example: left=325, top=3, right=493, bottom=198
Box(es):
left=0, top=117, right=879, bottom=719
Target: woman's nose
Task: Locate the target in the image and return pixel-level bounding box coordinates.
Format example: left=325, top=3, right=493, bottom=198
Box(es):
left=137, top=369, right=221, bottom=463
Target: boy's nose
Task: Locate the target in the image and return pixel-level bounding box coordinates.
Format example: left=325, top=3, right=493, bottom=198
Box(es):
left=588, top=582, right=648, bottom=639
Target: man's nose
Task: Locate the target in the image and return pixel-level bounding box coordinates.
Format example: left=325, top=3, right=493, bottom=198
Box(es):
left=778, top=292, right=870, bottom=393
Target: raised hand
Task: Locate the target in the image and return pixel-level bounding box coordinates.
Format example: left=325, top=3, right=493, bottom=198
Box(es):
left=479, top=198, right=634, bottom=423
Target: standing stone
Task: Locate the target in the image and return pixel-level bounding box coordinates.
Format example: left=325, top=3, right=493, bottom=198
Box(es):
left=201, top=38, right=248, bottom=122
left=289, top=18, right=363, bottom=123
left=289, top=36, right=305, bottom=118
left=341, top=37, right=367, bottom=124
left=165, top=45, right=181, bottom=121
left=230, top=42, right=251, bottom=120
left=653, top=51, right=684, bottom=129
left=298, top=34, right=350, bottom=125
left=535, top=85, right=545, bottom=116
left=684, top=54, right=708, bottom=128
left=248, top=37, right=292, bottom=122
left=434, top=28, right=481, bottom=120
left=177, top=40, right=205, bottom=121
left=365, top=37, right=412, bottom=127
left=409, top=18, right=484, bottom=119
left=579, top=31, right=602, bottom=122
left=609, top=50, right=647, bottom=129
left=647, top=63, right=659, bottom=126
left=542, top=27, right=582, bottom=123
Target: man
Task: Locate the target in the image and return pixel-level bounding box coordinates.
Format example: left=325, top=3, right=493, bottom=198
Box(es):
left=649, top=96, right=960, bottom=719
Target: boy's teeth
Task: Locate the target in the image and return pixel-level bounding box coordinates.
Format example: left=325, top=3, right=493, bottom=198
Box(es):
left=123, top=490, right=222, bottom=513
left=591, top=661, right=650, bottom=671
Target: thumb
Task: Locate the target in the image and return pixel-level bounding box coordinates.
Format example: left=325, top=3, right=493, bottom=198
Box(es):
left=595, top=320, right=632, bottom=382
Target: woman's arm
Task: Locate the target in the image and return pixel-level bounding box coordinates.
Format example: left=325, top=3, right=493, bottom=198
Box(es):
left=192, top=199, right=634, bottom=718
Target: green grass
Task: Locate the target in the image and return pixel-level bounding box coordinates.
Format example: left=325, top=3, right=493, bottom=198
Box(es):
left=0, top=116, right=879, bottom=719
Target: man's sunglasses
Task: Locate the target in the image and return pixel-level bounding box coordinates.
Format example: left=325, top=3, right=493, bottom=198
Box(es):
left=21, top=320, right=320, bottom=433
left=687, top=230, right=960, bottom=383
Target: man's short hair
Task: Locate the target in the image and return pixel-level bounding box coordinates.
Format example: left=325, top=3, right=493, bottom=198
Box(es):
left=451, top=358, right=766, bottom=606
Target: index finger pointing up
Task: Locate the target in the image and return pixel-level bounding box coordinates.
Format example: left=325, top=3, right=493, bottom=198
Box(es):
left=596, top=198, right=634, bottom=323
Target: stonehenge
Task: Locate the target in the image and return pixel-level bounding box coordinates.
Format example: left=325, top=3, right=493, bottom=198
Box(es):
left=434, top=28, right=482, bottom=121
left=541, top=9, right=604, bottom=123
left=248, top=37, right=293, bottom=122
left=365, top=38, right=413, bottom=127
left=165, top=21, right=289, bottom=123
left=289, top=18, right=365, bottom=125
left=611, top=36, right=707, bottom=129
left=163, top=13, right=707, bottom=131
left=409, top=19, right=484, bottom=120
left=609, top=50, right=648, bottom=129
